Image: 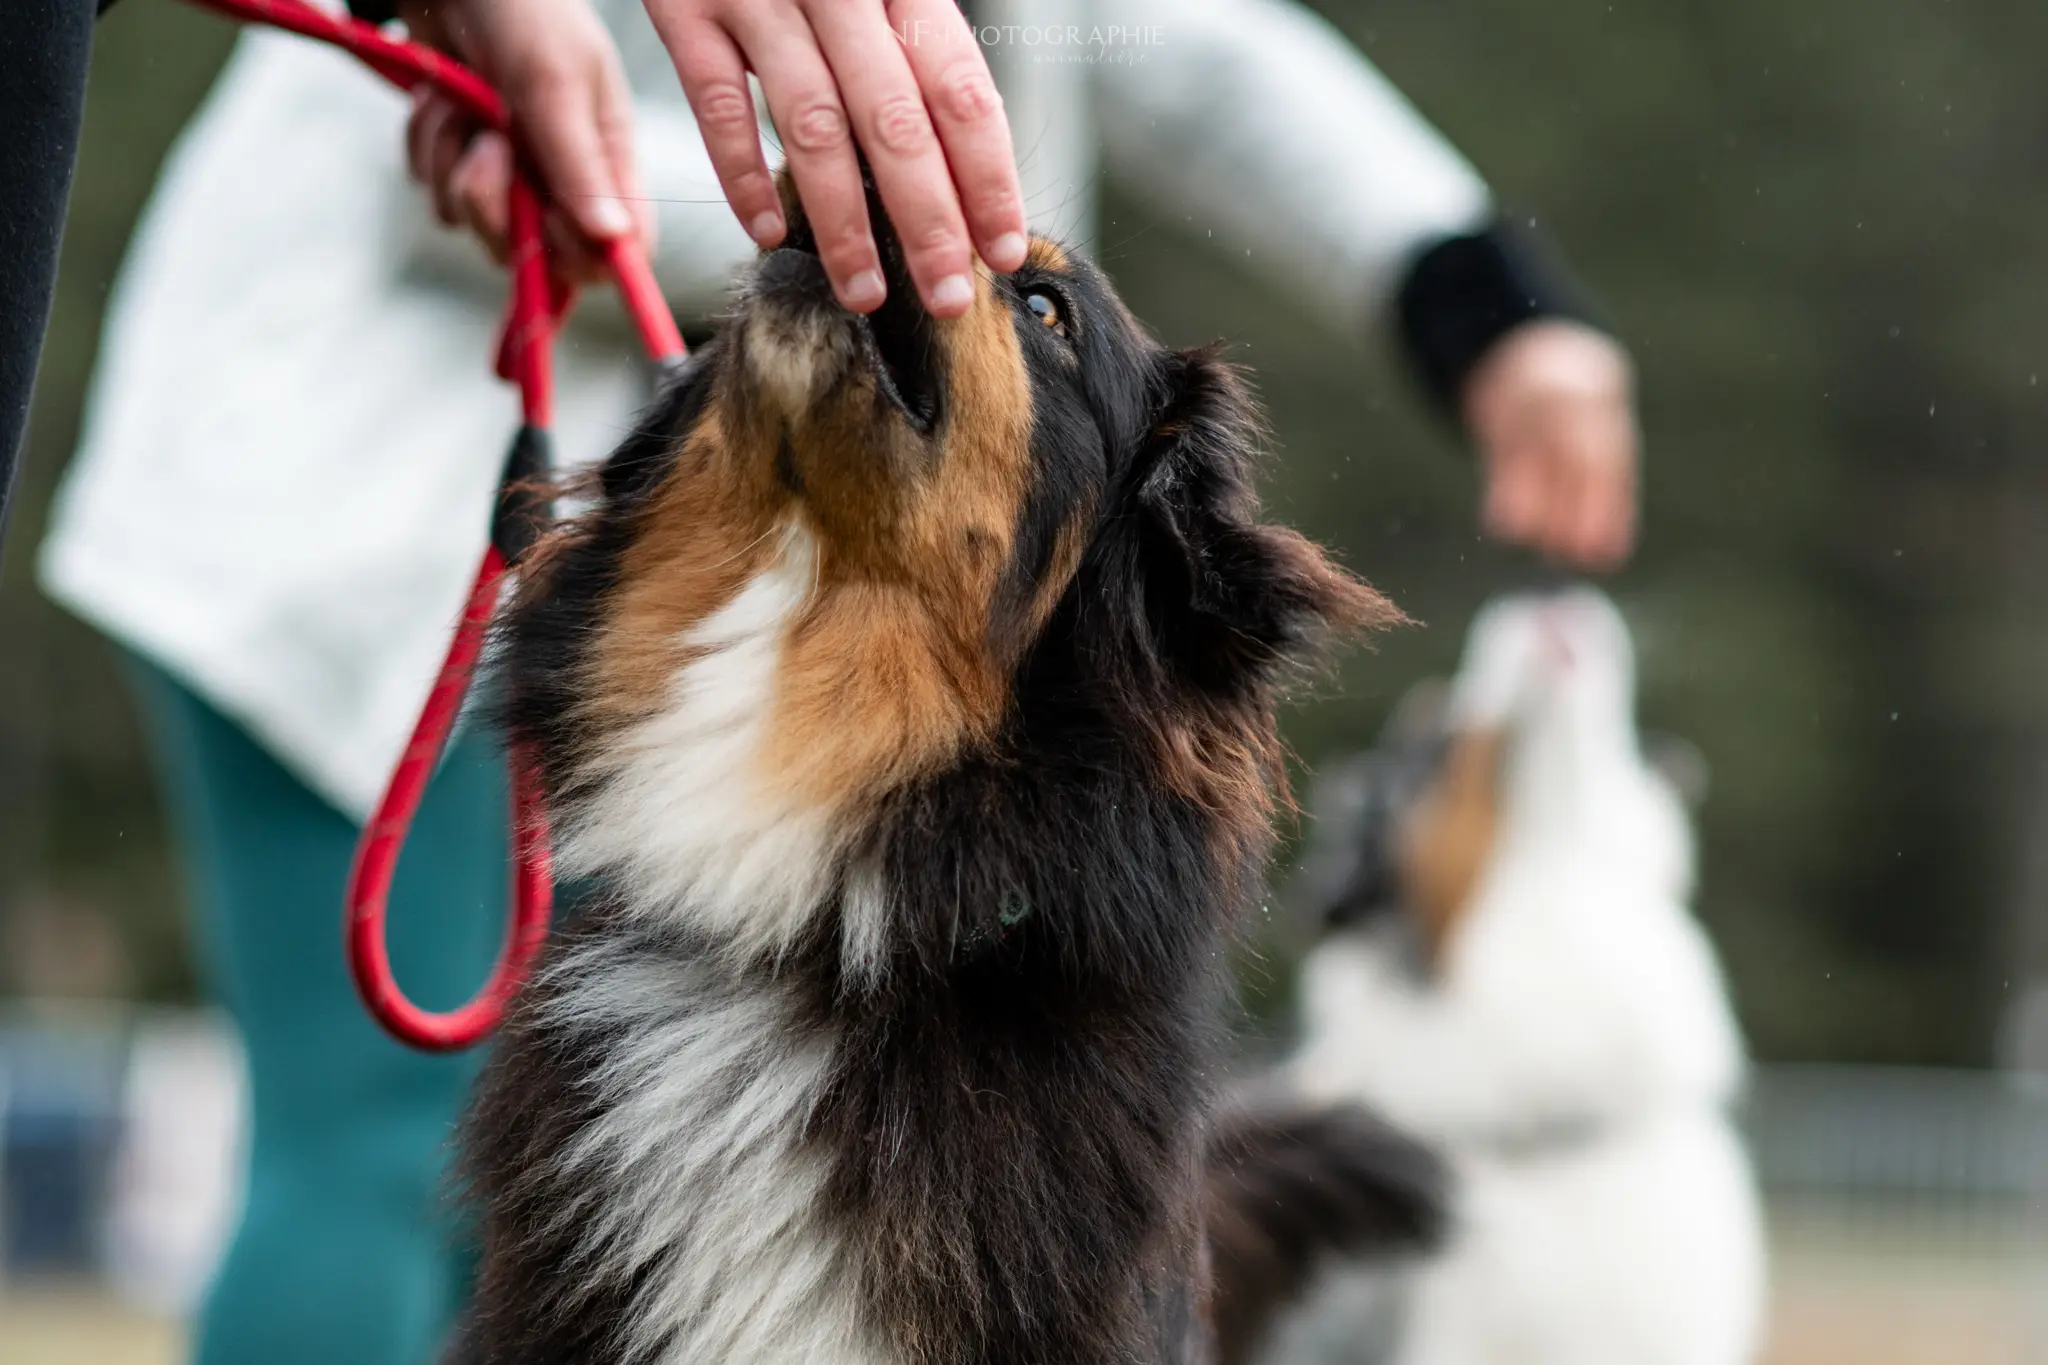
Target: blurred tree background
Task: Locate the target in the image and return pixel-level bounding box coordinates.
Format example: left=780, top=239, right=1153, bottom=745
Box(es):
left=6, top=0, right=2048, bottom=1067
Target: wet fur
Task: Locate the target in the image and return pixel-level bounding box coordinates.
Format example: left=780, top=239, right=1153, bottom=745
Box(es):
left=455, top=190, right=1399, bottom=1365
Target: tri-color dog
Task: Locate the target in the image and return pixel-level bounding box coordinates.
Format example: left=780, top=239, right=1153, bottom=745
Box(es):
left=450, top=178, right=1438, bottom=1365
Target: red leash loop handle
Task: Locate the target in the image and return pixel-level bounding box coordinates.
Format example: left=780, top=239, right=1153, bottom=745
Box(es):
left=181, top=0, right=686, bottom=1050
left=341, top=548, right=553, bottom=1051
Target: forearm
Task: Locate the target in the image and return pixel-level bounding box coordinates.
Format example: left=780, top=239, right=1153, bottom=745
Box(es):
left=1088, top=0, right=1610, bottom=409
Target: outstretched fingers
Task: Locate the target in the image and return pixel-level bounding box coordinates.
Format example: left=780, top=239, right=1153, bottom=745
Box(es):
left=647, top=0, right=1027, bottom=316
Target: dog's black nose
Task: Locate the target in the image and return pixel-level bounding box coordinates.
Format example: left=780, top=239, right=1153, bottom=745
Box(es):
left=756, top=246, right=833, bottom=301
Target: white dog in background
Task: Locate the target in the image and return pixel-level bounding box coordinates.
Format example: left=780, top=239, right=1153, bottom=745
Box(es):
left=1265, top=587, right=1765, bottom=1365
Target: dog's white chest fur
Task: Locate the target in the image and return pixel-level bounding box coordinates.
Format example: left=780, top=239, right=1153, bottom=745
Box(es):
left=555, top=525, right=845, bottom=958
left=538, top=526, right=904, bottom=1365
left=541, top=938, right=892, bottom=1365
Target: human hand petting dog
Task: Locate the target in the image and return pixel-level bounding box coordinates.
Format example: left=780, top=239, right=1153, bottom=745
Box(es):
left=398, top=0, right=648, bottom=283
left=641, top=0, right=1028, bottom=316
left=1463, top=320, right=1640, bottom=570
left=401, top=0, right=1026, bottom=317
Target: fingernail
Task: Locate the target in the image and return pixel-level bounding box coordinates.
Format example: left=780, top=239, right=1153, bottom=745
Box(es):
left=930, top=273, right=975, bottom=314
left=987, top=232, right=1028, bottom=270
left=749, top=211, right=786, bottom=246
left=843, top=270, right=886, bottom=310
left=588, top=196, right=632, bottom=238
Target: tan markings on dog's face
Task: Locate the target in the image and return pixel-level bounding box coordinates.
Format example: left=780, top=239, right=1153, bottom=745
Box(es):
left=759, top=257, right=1044, bottom=808
left=586, top=205, right=1084, bottom=815
left=1396, top=727, right=1503, bottom=968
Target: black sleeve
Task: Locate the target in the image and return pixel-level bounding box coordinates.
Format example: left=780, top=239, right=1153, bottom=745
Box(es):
left=1393, top=217, right=1605, bottom=417
left=0, top=0, right=96, bottom=551
left=16, top=0, right=401, bottom=554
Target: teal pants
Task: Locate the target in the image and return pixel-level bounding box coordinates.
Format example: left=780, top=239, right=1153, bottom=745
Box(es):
left=130, top=661, right=503, bottom=1365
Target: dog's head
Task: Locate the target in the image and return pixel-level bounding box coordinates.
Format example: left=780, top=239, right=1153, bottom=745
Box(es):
left=510, top=175, right=1392, bottom=889
left=1294, top=589, right=1705, bottom=972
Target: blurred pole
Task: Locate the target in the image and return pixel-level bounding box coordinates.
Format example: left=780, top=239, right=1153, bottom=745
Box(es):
left=0, top=0, right=95, bottom=559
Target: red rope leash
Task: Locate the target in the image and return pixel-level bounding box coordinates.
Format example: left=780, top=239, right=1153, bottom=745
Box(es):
left=179, top=0, right=686, bottom=1050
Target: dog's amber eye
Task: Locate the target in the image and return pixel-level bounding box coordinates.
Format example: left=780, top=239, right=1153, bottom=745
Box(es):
left=1025, top=288, right=1067, bottom=336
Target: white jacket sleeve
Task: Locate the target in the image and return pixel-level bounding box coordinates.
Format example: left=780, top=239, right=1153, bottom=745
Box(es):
left=1090, top=0, right=1493, bottom=338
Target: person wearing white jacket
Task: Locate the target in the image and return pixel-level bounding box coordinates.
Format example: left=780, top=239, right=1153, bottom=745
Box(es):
left=39, top=1, right=1638, bottom=1361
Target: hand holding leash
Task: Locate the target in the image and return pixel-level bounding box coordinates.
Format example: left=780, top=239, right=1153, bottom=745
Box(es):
left=400, top=0, right=651, bottom=284
left=180, top=0, right=684, bottom=1051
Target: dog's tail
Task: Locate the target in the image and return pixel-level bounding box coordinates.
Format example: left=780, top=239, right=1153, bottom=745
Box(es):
left=1204, top=1101, right=1448, bottom=1365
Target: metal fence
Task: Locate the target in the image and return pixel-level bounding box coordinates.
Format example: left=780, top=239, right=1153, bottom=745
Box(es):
left=4, top=1014, right=2048, bottom=1357
left=1744, top=1064, right=2048, bottom=1234
left=1739, top=1067, right=2048, bottom=1365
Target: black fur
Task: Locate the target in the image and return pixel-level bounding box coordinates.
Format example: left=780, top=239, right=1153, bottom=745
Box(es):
left=445, top=942, right=646, bottom=1363
left=489, top=346, right=719, bottom=805
left=1203, top=1105, right=1448, bottom=1365
left=462, top=219, right=1399, bottom=1365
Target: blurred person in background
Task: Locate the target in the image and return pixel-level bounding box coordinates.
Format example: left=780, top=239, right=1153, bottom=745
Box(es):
left=34, top=0, right=1637, bottom=1361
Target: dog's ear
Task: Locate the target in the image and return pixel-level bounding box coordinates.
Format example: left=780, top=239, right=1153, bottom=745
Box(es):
left=1284, top=753, right=1402, bottom=944
left=1133, top=347, right=1399, bottom=691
